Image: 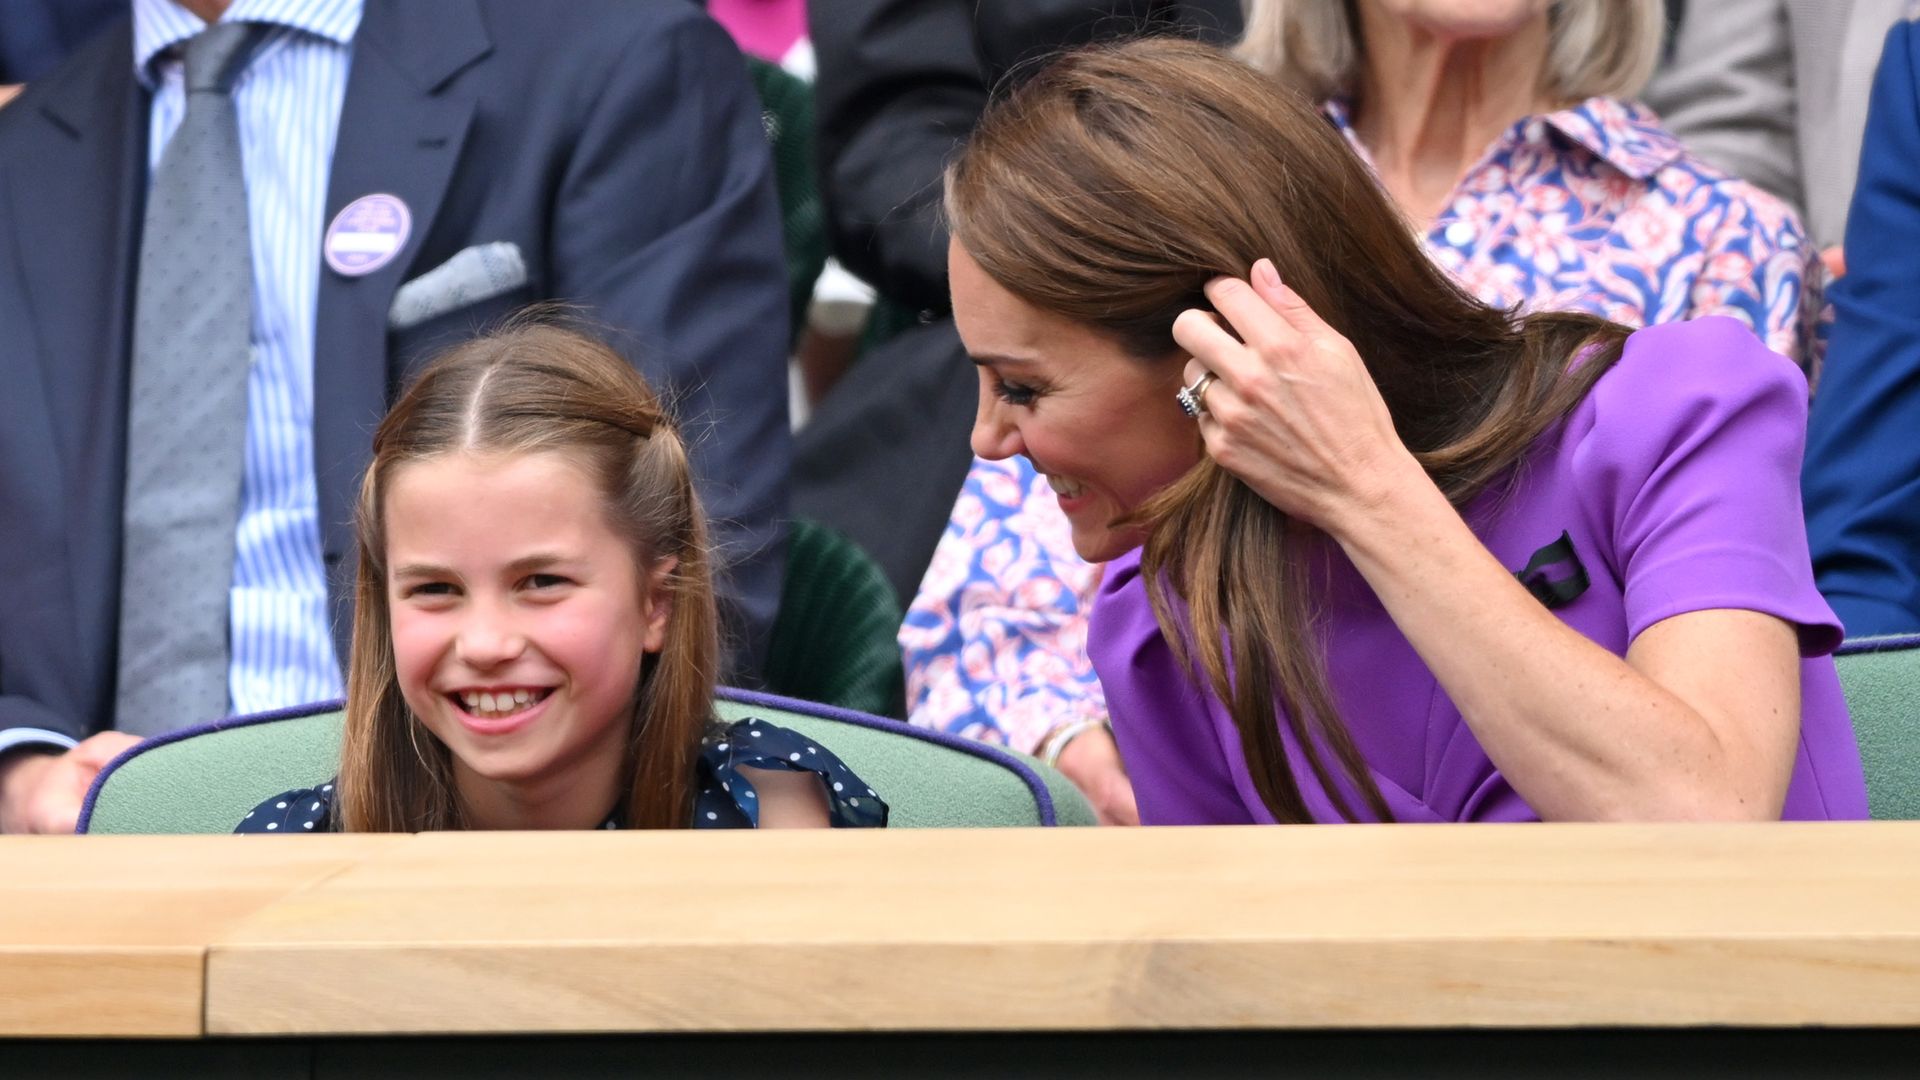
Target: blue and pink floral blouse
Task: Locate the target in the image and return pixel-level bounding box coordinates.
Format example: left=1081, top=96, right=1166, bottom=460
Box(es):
left=901, top=95, right=1818, bottom=753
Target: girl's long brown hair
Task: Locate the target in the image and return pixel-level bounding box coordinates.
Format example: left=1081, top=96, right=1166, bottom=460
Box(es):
left=336, top=320, right=719, bottom=831
left=946, top=38, right=1627, bottom=823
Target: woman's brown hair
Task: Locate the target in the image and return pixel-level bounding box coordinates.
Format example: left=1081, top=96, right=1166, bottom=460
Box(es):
left=946, top=38, right=1627, bottom=823
left=335, top=319, right=719, bottom=831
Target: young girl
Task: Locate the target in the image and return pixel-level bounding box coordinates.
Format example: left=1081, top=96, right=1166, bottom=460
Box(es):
left=237, top=323, right=886, bottom=832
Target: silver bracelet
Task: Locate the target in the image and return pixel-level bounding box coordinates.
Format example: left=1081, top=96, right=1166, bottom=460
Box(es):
left=1038, top=718, right=1105, bottom=769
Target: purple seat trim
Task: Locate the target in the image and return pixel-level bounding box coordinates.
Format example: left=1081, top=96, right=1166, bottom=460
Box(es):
left=1836, top=634, right=1920, bottom=656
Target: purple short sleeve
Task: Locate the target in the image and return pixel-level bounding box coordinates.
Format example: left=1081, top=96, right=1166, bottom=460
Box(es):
left=1572, top=318, right=1843, bottom=655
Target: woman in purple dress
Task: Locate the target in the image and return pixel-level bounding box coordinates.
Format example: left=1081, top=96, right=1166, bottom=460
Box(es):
left=905, top=0, right=1818, bottom=826
left=945, top=38, right=1867, bottom=823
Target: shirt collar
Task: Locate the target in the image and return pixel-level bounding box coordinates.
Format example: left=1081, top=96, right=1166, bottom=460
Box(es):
left=1320, top=95, right=1684, bottom=184
left=1535, top=96, right=1685, bottom=181
left=132, top=0, right=364, bottom=88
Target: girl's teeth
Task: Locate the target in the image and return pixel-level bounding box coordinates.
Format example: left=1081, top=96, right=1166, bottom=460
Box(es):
left=458, top=690, right=547, bottom=719
left=1046, top=474, right=1084, bottom=498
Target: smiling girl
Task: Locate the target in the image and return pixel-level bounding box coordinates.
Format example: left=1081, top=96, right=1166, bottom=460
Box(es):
left=237, top=323, right=886, bottom=832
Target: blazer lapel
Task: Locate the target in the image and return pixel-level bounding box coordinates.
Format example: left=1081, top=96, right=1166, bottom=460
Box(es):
left=312, top=0, right=487, bottom=641
left=5, top=22, right=149, bottom=703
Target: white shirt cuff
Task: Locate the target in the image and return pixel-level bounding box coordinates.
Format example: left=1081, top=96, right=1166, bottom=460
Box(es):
left=0, top=728, right=79, bottom=758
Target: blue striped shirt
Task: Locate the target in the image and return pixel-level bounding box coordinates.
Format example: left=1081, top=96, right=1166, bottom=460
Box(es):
left=135, top=0, right=362, bottom=716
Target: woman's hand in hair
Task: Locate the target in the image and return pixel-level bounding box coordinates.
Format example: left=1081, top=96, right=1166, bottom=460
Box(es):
left=1179, top=266, right=1804, bottom=820
left=1171, top=260, right=1428, bottom=538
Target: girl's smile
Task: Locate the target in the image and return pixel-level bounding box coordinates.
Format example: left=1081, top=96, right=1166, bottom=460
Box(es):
left=448, top=685, right=555, bottom=734
left=384, top=449, right=671, bottom=825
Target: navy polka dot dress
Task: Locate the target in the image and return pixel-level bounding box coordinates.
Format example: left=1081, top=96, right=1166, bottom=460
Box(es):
left=234, top=718, right=889, bottom=832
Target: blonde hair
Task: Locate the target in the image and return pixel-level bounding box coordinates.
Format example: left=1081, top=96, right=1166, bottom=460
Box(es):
left=1236, top=0, right=1664, bottom=104
left=336, top=320, right=720, bottom=831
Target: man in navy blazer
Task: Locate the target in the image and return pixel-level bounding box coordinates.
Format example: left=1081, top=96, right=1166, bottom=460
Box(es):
left=1805, top=15, right=1920, bottom=639
left=0, top=0, right=791, bottom=831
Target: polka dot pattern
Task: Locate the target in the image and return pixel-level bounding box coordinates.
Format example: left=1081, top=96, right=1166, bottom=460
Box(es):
left=694, top=718, right=889, bottom=829
left=233, top=718, right=889, bottom=832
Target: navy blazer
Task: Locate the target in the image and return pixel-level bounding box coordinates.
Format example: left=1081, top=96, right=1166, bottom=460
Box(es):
left=0, top=0, right=121, bottom=82
left=0, top=0, right=791, bottom=743
left=1805, top=18, right=1920, bottom=637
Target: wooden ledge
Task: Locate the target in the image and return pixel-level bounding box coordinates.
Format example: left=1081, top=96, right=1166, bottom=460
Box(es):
left=0, top=835, right=400, bottom=1037
left=199, top=824, right=1920, bottom=1035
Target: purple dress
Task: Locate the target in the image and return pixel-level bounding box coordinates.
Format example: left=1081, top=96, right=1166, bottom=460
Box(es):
left=1088, top=319, right=1868, bottom=824
left=902, top=94, right=1817, bottom=754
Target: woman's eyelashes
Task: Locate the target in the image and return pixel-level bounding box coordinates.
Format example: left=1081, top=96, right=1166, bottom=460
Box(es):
left=992, top=377, right=1041, bottom=406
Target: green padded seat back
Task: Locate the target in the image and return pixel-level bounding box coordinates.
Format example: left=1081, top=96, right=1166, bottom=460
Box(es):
left=82, top=705, right=347, bottom=836
left=764, top=518, right=907, bottom=718
left=714, top=691, right=1093, bottom=828
left=79, top=691, right=1094, bottom=834
left=1834, top=635, right=1920, bottom=820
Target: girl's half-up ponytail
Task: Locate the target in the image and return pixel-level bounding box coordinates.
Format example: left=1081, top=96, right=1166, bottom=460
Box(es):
left=336, top=315, right=720, bottom=831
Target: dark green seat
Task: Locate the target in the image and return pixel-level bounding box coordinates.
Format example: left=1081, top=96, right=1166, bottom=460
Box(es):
left=1834, top=634, right=1920, bottom=819
left=746, top=57, right=827, bottom=346
left=764, top=517, right=906, bottom=718
left=77, top=690, right=1094, bottom=834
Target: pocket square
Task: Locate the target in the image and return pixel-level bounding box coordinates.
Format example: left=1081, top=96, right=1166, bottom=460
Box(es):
left=388, top=242, right=529, bottom=331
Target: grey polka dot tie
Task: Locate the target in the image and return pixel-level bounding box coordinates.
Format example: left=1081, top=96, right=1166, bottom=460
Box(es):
left=115, top=22, right=266, bottom=735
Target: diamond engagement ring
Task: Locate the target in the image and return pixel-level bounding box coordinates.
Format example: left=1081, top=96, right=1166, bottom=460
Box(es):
left=1176, top=372, right=1216, bottom=418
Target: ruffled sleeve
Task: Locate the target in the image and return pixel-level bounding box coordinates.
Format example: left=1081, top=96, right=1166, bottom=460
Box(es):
left=234, top=782, right=336, bottom=833
left=694, top=720, right=888, bottom=828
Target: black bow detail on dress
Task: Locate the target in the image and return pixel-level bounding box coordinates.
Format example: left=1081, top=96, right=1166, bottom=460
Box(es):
left=1515, top=531, right=1590, bottom=610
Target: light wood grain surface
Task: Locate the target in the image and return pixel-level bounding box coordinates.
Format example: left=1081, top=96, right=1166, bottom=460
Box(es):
left=0, top=835, right=399, bottom=1036
left=197, top=823, right=1920, bottom=1035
